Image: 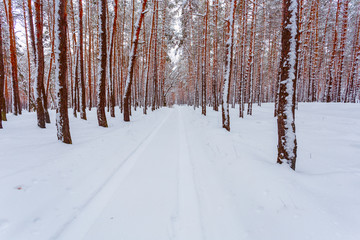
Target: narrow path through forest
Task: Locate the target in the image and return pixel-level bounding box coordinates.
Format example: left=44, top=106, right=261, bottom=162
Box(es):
left=58, top=108, right=206, bottom=240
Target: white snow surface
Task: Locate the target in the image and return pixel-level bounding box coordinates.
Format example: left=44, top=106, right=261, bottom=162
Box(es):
left=0, top=103, right=360, bottom=240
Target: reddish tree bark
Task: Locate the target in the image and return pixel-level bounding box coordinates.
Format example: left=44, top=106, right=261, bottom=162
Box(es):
left=97, top=0, right=108, bottom=127
left=0, top=17, right=5, bottom=128
left=55, top=0, right=72, bottom=144
left=7, top=0, right=22, bottom=115
left=123, top=0, right=148, bottom=122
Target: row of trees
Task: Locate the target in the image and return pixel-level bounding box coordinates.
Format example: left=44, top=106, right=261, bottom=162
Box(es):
left=0, top=0, right=177, bottom=136
left=177, top=0, right=360, bottom=110
left=0, top=0, right=359, bottom=170
left=176, top=0, right=358, bottom=169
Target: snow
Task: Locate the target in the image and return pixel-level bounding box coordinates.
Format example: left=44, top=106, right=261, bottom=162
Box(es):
left=1, top=103, right=360, bottom=240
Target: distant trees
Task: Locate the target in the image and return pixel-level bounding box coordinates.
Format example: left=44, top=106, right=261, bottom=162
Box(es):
left=177, top=0, right=360, bottom=130
left=0, top=0, right=359, bottom=145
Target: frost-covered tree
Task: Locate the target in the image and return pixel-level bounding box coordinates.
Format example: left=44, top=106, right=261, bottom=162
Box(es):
left=54, top=0, right=72, bottom=144
left=276, top=0, right=299, bottom=170
left=123, top=0, right=148, bottom=122
left=221, top=0, right=237, bottom=131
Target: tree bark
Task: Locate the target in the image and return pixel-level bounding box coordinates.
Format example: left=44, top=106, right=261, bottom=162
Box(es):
left=277, top=0, right=299, bottom=170
left=123, top=0, right=148, bottom=121
left=221, top=0, right=236, bottom=131
left=34, top=0, right=46, bottom=128
left=7, top=0, right=22, bottom=115
left=97, top=0, right=108, bottom=127
left=0, top=17, right=4, bottom=128
left=79, top=0, right=87, bottom=120
left=55, top=0, right=72, bottom=144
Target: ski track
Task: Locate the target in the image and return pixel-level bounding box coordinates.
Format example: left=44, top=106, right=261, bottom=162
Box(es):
left=173, top=108, right=205, bottom=240
left=54, top=109, right=173, bottom=240
left=2, top=104, right=359, bottom=240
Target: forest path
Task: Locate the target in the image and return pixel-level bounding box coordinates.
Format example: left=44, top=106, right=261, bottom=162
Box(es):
left=59, top=108, right=205, bottom=240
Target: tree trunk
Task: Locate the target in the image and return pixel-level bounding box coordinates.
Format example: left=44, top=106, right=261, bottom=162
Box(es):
left=34, top=0, right=46, bottom=128
left=97, top=0, right=108, bottom=127
left=0, top=17, right=4, bottom=128
left=79, top=0, right=87, bottom=120
left=7, top=0, right=22, bottom=115
left=123, top=0, right=148, bottom=121
left=55, top=0, right=72, bottom=144
left=221, top=0, right=236, bottom=131
left=277, top=0, right=299, bottom=170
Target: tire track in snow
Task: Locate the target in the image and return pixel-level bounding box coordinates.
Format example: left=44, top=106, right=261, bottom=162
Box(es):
left=173, top=108, right=205, bottom=240
left=53, top=109, right=174, bottom=240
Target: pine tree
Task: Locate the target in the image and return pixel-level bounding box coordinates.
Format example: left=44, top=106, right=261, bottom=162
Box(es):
left=34, top=0, right=46, bottom=128
left=78, top=0, right=87, bottom=120
left=0, top=16, right=4, bottom=129
left=6, top=0, right=22, bottom=115
left=55, top=0, right=72, bottom=144
left=221, top=0, right=237, bottom=131
left=97, top=0, right=108, bottom=127
left=123, top=0, right=148, bottom=121
left=277, top=0, right=299, bottom=170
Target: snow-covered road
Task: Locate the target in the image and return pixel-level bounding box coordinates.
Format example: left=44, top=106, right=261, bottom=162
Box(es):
left=1, top=104, right=360, bottom=240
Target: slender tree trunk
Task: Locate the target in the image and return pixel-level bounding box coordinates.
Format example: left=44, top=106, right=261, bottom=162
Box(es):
left=97, top=0, right=108, bottom=127
left=27, top=0, right=37, bottom=63
left=212, top=0, right=219, bottom=111
left=325, top=0, right=341, bottom=102
left=23, top=0, right=32, bottom=112
left=78, top=0, right=87, bottom=120
left=221, top=0, right=236, bottom=131
left=144, top=0, right=156, bottom=115
left=108, top=0, right=119, bottom=118
left=0, top=17, right=4, bottom=128
left=7, top=0, right=22, bottom=115
left=34, top=0, right=46, bottom=128
left=201, top=0, right=209, bottom=116
left=123, top=0, right=148, bottom=121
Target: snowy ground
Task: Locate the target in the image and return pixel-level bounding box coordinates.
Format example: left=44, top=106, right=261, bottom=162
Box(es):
left=0, top=103, right=359, bottom=240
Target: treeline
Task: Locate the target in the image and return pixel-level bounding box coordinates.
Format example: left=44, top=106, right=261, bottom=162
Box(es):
left=0, top=0, right=177, bottom=132
left=177, top=0, right=360, bottom=111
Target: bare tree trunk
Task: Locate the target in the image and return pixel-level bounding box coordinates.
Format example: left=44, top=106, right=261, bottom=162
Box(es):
left=6, top=0, right=22, bottom=115
left=201, top=0, right=209, bottom=116
left=277, top=0, right=299, bottom=170
left=34, top=0, right=46, bottom=128
left=123, top=0, right=148, bottom=121
left=55, top=0, right=72, bottom=144
left=0, top=17, right=4, bottom=128
left=97, top=0, right=108, bottom=127
left=221, top=0, right=236, bottom=131
left=79, top=0, right=87, bottom=120
left=144, top=0, right=156, bottom=115
left=108, top=0, right=119, bottom=118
